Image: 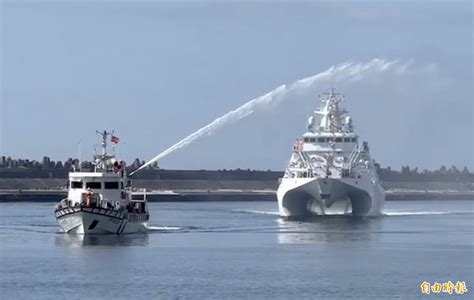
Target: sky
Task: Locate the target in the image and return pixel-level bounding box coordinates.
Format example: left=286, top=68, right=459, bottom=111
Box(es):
left=1, top=0, right=473, bottom=171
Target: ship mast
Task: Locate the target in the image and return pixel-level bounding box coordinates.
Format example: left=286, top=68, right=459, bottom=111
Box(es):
left=97, top=130, right=110, bottom=156
left=316, top=87, right=346, bottom=133
left=314, top=88, right=347, bottom=176
left=94, top=130, right=114, bottom=171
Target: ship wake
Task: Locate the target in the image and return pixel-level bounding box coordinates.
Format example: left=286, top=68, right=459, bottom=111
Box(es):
left=383, top=210, right=474, bottom=216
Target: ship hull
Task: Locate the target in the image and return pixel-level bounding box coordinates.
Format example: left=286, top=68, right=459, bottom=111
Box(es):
left=277, top=177, right=385, bottom=217
left=55, top=207, right=148, bottom=234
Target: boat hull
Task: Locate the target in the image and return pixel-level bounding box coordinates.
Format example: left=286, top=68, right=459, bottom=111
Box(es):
left=55, top=207, right=148, bottom=234
left=277, top=177, right=385, bottom=217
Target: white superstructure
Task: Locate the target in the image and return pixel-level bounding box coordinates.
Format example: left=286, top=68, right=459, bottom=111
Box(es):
left=277, top=89, right=385, bottom=217
left=54, top=131, right=149, bottom=234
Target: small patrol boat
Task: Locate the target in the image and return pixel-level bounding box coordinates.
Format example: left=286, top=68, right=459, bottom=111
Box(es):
left=54, top=130, right=149, bottom=234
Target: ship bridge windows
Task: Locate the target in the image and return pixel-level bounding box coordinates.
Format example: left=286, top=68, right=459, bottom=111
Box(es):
left=315, top=137, right=357, bottom=143
left=304, top=138, right=309, bottom=142
left=104, top=182, right=120, bottom=189
left=86, top=182, right=102, bottom=189
left=71, top=181, right=83, bottom=189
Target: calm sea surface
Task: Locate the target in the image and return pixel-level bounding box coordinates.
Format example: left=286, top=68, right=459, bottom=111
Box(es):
left=0, top=200, right=473, bottom=299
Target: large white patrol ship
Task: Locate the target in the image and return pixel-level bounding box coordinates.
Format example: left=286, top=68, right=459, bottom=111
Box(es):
left=277, top=89, right=385, bottom=217
left=54, top=131, right=149, bottom=234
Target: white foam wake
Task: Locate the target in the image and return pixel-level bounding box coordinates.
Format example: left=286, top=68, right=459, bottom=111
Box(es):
left=146, top=225, right=182, bottom=231
left=383, top=211, right=473, bottom=216
left=233, top=209, right=474, bottom=217
left=232, top=209, right=280, bottom=216
left=132, top=58, right=410, bottom=175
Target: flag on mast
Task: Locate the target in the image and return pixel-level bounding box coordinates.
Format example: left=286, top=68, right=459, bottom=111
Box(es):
left=111, top=135, right=120, bottom=144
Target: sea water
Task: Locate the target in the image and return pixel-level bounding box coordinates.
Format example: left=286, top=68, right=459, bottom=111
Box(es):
left=0, top=200, right=472, bottom=299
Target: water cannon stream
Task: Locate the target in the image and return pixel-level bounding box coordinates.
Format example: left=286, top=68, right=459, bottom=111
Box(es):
left=130, top=58, right=408, bottom=176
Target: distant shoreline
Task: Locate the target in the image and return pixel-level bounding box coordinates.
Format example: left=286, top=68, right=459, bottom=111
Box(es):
left=1, top=189, right=473, bottom=203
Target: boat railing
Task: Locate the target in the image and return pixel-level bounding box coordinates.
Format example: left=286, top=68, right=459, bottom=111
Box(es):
left=284, top=167, right=325, bottom=179
left=287, top=153, right=364, bottom=179
left=131, top=188, right=147, bottom=202
left=288, top=145, right=368, bottom=179
left=286, top=150, right=331, bottom=179
left=56, top=198, right=75, bottom=210
left=56, top=193, right=121, bottom=211
left=344, top=145, right=360, bottom=172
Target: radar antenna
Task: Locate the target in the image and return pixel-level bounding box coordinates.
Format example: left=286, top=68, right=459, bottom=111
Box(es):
left=94, top=130, right=115, bottom=171
left=96, top=130, right=114, bottom=156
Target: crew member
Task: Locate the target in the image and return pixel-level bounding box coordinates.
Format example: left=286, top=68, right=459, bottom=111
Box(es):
left=119, top=160, right=125, bottom=177
left=113, top=161, right=120, bottom=173
left=86, top=188, right=93, bottom=206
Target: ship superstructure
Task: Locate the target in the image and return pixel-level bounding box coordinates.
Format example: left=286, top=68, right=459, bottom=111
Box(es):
left=54, top=131, right=149, bottom=234
left=277, top=89, right=385, bottom=217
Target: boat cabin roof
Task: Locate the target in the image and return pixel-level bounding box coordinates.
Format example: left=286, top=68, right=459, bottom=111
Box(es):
left=302, top=132, right=358, bottom=138
left=69, top=172, right=123, bottom=179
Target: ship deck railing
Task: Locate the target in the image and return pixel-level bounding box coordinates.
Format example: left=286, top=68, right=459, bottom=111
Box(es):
left=55, top=196, right=120, bottom=211
left=285, top=165, right=364, bottom=179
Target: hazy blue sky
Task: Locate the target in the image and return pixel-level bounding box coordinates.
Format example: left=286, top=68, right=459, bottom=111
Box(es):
left=1, top=0, right=472, bottom=170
